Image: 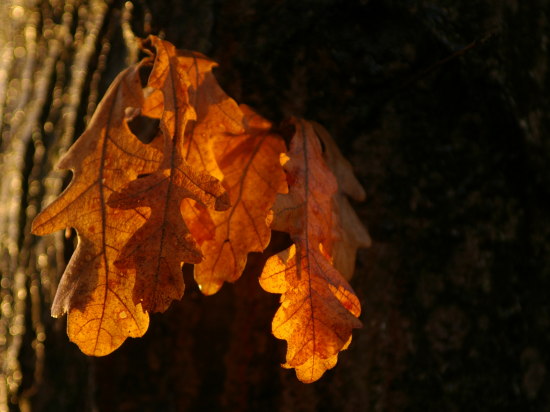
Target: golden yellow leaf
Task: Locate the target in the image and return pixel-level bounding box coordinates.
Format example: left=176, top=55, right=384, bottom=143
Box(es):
left=31, top=63, right=158, bottom=356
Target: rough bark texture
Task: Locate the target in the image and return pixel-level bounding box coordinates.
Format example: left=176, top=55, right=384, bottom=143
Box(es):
left=1, top=0, right=549, bottom=411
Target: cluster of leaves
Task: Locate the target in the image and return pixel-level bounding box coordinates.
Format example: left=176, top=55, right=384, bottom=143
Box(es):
left=32, top=36, right=370, bottom=383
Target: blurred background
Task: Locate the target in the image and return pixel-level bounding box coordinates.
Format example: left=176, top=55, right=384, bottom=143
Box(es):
left=0, top=0, right=549, bottom=411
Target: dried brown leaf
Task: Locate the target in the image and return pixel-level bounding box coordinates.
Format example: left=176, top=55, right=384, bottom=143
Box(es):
left=259, top=118, right=362, bottom=383
left=108, top=36, right=229, bottom=313
left=312, top=122, right=371, bottom=280
left=31, top=63, right=159, bottom=355
left=193, top=105, right=287, bottom=295
left=178, top=50, right=246, bottom=179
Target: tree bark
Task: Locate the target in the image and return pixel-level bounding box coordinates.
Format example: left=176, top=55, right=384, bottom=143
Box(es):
left=1, top=0, right=549, bottom=411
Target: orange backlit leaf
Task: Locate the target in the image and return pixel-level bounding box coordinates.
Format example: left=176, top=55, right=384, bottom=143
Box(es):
left=179, top=50, right=246, bottom=180
left=260, top=245, right=361, bottom=383
left=259, top=118, right=362, bottom=383
left=108, top=36, right=230, bottom=313
left=193, top=105, right=287, bottom=295
left=31, top=63, right=159, bottom=356
left=174, top=48, right=252, bottom=288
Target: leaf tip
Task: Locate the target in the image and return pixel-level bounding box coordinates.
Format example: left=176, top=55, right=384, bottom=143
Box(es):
left=196, top=280, right=223, bottom=296
left=30, top=209, right=55, bottom=236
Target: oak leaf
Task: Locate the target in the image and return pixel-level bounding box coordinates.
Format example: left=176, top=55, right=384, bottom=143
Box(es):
left=312, top=122, right=372, bottom=280
left=108, top=36, right=230, bottom=313
left=193, top=105, right=287, bottom=295
left=31, top=63, right=159, bottom=356
left=178, top=49, right=246, bottom=180
left=259, top=118, right=362, bottom=383
left=176, top=48, right=250, bottom=263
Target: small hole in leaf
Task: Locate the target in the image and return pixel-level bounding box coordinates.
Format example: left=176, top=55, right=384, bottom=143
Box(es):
left=266, top=231, right=293, bottom=254
left=138, top=63, right=153, bottom=87
left=128, top=115, right=160, bottom=144
left=137, top=173, right=152, bottom=179
left=140, top=36, right=155, bottom=54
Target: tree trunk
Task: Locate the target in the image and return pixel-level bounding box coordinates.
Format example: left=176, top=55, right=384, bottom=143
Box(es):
left=1, top=1, right=549, bottom=411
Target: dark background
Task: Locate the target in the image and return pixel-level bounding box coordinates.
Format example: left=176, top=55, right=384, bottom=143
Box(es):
left=1, top=0, right=549, bottom=411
